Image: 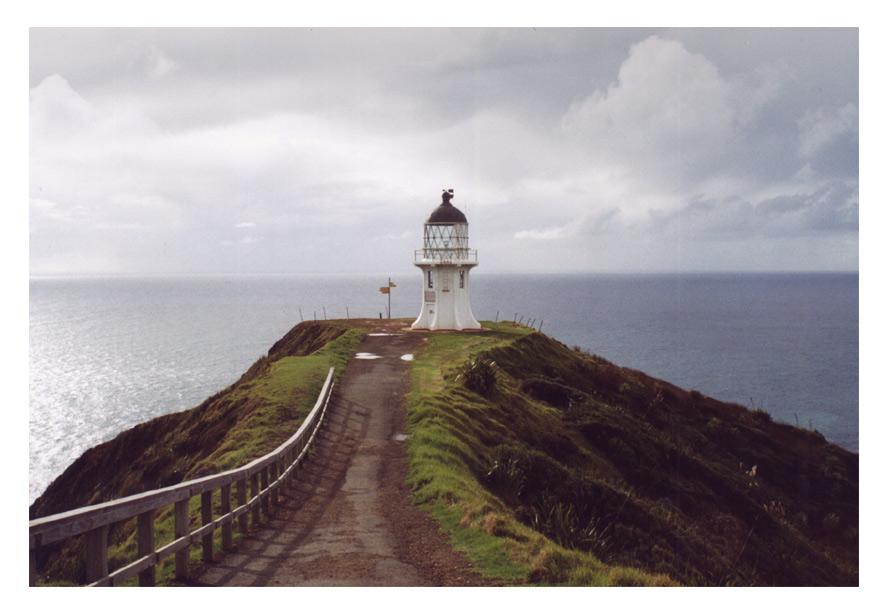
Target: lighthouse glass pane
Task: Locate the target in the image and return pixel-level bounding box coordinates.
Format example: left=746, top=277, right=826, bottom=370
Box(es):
left=423, top=223, right=470, bottom=260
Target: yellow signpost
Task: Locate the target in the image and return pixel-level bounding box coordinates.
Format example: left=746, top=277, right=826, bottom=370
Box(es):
left=379, top=278, right=396, bottom=318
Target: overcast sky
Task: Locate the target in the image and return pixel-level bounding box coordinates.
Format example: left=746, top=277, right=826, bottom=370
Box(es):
left=29, top=27, right=859, bottom=275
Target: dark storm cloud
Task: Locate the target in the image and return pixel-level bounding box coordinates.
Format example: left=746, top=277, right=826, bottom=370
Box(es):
left=653, top=181, right=859, bottom=239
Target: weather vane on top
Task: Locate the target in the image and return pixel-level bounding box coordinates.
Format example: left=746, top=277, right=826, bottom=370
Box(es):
left=442, top=188, right=454, bottom=203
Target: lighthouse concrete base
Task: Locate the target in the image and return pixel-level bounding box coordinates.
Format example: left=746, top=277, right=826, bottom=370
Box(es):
left=411, top=263, right=480, bottom=331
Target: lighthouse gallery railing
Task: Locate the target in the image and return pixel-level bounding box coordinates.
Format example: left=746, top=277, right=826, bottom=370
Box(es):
left=29, top=367, right=337, bottom=587
left=414, top=248, right=477, bottom=263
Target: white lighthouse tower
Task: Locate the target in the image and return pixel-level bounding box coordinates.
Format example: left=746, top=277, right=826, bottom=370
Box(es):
left=411, top=190, right=481, bottom=331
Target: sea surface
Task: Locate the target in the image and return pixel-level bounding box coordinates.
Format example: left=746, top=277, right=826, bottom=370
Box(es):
left=29, top=272, right=859, bottom=505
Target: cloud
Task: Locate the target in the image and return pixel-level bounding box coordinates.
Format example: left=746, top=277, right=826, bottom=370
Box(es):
left=28, top=29, right=859, bottom=274
left=514, top=206, right=621, bottom=241
left=561, top=37, right=735, bottom=181
left=30, top=198, right=70, bottom=221
left=549, top=33, right=858, bottom=255
left=29, top=73, right=92, bottom=120
left=29, top=252, right=124, bottom=275
left=798, top=103, right=859, bottom=159
left=144, top=45, right=178, bottom=78
left=650, top=181, right=858, bottom=240
left=374, top=230, right=412, bottom=241
left=514, top=225, right=571, bottom=240
left=30, top=73, right=159, bottom=142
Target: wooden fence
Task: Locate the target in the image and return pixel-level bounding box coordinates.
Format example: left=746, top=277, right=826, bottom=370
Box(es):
left=29, top=367, right=336, bottom=587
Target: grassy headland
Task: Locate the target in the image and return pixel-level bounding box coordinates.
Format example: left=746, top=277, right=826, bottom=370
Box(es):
left=31, top=319, right=858, bottom=586
left=405, top=321, right=858, bottom=586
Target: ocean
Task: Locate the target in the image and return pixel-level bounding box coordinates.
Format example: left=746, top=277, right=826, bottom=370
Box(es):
left=29, top=272, right=859, bottom=505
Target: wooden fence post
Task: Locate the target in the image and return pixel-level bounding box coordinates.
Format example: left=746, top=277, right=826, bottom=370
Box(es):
left=174, top=499, right=190, bottom=579
left=137, top=511, right=156, bottom=587
left=201, top=491, right=214, bottom=563
left=270, top=460, right=279, bottom=507
left=251, top=474, right=261, bottom=526
left=279, top=452, right=290, bottom=495
left=85, top=526, right=108, bottom=585
left=238, top=478, right=248, bottom=534
left=261, top=467, right=270, bottom=518
left=30, top=550, right=36, bottom=587
left=221, top=484, right=233, bottom=551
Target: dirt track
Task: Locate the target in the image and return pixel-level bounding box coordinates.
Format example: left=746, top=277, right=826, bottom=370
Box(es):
left=192, top=321, right=493, bottom=586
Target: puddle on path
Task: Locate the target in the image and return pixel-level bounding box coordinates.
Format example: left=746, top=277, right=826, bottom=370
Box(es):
left=393, top=433, right=410, bottom=441
left=354, top=352, right=382, bottom=359
left=400, top=354, right=414, bottom=361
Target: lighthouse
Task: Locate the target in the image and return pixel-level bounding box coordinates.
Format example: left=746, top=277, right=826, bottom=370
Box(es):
left=411, top=190, right=481, bottom=331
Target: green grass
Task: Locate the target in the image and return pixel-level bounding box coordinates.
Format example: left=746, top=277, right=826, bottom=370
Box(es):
left=192, top=328, right=364, bottom=476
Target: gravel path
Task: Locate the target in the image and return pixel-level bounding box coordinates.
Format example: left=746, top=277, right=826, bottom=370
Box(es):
left=192, top=323, right=494, bottom=586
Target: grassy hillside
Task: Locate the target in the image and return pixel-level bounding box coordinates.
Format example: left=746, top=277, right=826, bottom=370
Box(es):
left=30, top=320, right=365, bottom=585
left=404, top=321, right=858, bottom=586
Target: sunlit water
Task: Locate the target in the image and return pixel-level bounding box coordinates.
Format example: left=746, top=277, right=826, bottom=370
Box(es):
left=29, top=272, right=858, bottom=504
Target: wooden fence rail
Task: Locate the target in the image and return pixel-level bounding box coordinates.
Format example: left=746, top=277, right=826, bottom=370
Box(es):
left=29, top=367, right=337, bottom=587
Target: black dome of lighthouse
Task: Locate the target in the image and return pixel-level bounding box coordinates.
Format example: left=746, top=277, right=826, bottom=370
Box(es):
left=426, top=189, right=467, bottom=224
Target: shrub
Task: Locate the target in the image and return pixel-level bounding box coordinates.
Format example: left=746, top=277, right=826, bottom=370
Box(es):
left=531, top=493, right=610, bottom=554
left=458, top=357, right=498, bottom=396
left=750, top=408, right=772, bottom=424
left=483, top=443, right=567, bottom=499
left=485, top=447, right=525, bottom=496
